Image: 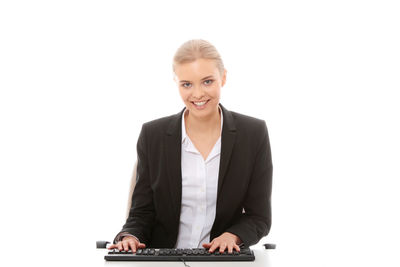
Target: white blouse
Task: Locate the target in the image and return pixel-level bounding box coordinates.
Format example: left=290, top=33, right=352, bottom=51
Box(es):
left=175, top=106, right=223, bottom=248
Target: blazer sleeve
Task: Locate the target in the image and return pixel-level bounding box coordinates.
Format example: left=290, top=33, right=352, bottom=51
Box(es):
left=225, top=121, right=273, bottom=247
left=113, top=124, right=155, bottom=244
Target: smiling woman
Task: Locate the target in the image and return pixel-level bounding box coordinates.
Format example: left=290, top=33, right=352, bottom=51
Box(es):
left=109, top=39, right=273, bottom=254
left=174, top=57, right=225, bottom=161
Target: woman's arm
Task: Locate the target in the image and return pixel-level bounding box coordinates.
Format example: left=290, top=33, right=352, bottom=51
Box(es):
left=225, top=121, right=273, bottom=247
left=113, top=124, right=156, bottom=245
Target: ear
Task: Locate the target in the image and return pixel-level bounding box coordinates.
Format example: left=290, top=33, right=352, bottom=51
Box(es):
left=221, top=69, right=227, bottom=87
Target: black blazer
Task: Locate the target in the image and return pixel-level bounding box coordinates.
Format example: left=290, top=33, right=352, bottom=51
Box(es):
left=115, top=103, right=273, bottom=248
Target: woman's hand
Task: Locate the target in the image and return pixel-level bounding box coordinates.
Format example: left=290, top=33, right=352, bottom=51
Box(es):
left=108, top=236, right=146, bottom=253
left=202, top=232, right=242, bottom=253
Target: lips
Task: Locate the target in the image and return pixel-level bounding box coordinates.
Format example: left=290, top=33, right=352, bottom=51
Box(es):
left=192, top=100, right=208, bottom=106
left=191, top=99, right=210, bottom=109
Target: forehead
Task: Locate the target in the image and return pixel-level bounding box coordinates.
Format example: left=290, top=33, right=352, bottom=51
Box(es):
left=175, top=58, right=219, bottom=80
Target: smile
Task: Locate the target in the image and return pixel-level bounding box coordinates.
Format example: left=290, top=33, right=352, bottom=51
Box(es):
left=191, top=100, right=210, bottom=109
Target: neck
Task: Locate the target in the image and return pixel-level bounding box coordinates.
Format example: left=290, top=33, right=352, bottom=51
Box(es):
left=185, top=106, right=221, bottom=135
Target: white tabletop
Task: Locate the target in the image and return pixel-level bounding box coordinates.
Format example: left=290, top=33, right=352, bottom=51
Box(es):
left=94, top=247, right=273, bottom=267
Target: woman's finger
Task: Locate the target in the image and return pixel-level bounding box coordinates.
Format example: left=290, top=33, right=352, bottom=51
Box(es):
left=209, top=241, right=219, bottom=253
left=128, top=241, right=137, bottom=253
left=117, top=242, right=123, bottom=251
left=227, top=243, right=234, bottom=254
left=108, top=244, right=117, bottom=249
left=219, top=242, right=227, bottom=253
left=202, top=242, right=211, bottom=248
left=122, top=240, right=130, bottom=251
left=138, top=242, right=146, bottom=248
left=233, top=243, right=240, bottom=252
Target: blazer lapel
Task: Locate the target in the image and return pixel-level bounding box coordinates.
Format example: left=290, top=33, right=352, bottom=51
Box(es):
left=217, top=104, right=237, bottom=197
left=165, top=107, right=185, bottom=219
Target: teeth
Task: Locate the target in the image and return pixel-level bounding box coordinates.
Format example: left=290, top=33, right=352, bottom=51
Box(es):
left=193, top=101, right=207, bottom=106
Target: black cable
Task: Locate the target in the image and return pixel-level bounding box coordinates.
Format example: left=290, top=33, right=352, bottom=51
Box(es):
left=180, top=258, right=191, bottom=267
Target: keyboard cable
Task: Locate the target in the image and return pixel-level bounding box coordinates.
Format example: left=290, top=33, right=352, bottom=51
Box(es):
left=180, top=258, right=191, bottom=267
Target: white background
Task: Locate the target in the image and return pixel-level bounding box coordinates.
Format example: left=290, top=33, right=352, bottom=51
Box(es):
left=1, top=1, right=399, bottom=266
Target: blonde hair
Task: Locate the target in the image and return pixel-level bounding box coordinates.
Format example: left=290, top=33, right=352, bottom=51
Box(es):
left=172, top=39, right=225, bottom=76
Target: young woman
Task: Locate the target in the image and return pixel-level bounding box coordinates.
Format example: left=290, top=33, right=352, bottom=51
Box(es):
left=109, top=39, right=273, bottom=254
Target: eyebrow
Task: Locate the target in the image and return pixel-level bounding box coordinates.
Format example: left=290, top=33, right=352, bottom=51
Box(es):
left=179, top=75, right=214, bottom=83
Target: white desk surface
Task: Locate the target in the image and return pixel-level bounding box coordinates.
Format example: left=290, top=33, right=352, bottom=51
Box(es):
left=94, top=246, right=273, bottom=267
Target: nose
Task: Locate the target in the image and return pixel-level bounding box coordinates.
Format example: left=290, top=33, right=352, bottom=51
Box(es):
left=192, top=84, right=205, bottom=99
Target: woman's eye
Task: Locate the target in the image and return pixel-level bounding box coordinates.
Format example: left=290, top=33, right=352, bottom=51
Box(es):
left=182, top=82, right=191, bottom=88
left=204, top=79, right=213, bottom=85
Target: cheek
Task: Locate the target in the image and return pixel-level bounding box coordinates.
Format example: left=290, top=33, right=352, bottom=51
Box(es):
left=179, top=88, right=190, bottom=101
left=209, top=85, right=221, bottom=98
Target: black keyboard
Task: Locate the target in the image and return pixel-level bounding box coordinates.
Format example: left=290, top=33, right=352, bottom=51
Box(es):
left=105, top=248, right=255, bottom=261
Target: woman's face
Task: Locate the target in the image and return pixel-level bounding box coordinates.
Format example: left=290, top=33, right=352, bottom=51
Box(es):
left=174, top=58, right=226, bottom=120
